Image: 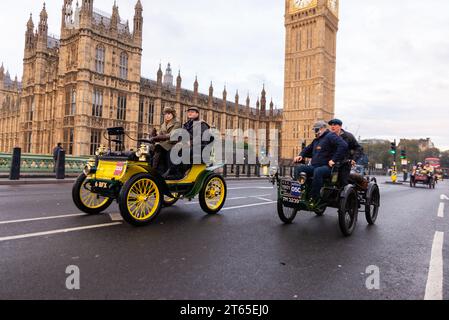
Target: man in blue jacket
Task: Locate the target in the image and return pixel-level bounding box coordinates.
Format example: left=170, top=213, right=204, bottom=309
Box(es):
left=294, top=121, right=348, bottom=205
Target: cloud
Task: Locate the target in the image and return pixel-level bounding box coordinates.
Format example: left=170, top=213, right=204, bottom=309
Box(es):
left=0, top=0, right=448, bottom=149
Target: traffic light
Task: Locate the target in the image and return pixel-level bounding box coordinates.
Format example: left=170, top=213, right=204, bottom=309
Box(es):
left=390, top=142, right=397, bottom=155
left=400, top=150, right=407, bottom=159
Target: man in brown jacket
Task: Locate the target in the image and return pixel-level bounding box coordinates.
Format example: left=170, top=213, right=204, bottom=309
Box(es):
left=149, top=106, right=182, bottom=173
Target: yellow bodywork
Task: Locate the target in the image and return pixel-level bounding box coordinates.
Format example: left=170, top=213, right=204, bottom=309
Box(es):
left=90, top=160, right=206, bottom=185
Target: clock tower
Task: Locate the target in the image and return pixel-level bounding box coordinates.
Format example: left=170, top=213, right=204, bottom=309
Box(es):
left=282, top=0, right=339, bottom=160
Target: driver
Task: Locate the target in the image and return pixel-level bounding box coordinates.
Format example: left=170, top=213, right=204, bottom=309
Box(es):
left=422, top=162, right=435, bottom=175
left=328, top=119, right=363, bottom=186
left=294, top=121, right=348, bottom=207
left=164, top=106, right=213, bottom=180
left=149, top=106, right=181, bottom=174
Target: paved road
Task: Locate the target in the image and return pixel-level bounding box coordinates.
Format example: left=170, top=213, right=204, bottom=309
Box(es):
left=0, top=177, right=448, bottom=300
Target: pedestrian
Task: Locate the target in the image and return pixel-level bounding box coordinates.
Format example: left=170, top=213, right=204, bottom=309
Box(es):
left=53, top=143, right=63, bottom=172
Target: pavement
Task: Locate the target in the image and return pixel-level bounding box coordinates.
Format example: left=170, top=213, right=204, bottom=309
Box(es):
left=0, top=177, right=448, bottom=300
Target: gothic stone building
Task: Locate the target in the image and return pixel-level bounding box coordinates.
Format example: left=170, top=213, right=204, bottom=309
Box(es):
left=0, top=0, right=282, bottom=158
left=0, top=66, right=21, bottom=152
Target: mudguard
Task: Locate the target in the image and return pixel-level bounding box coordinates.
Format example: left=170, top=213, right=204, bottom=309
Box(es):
left=184, top=164, right=225, bottom=199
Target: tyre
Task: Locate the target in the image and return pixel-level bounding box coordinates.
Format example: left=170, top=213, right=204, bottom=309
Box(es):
left=72, top=174, right=113, bottom=215
left=118, top=173, right=162, bottom=226
left=199, top=174, right=227, bottom=215
left=338, top=187, right=359, bottom=237
left=314, top=206, right=327, bottom=217
left=277, top=199, right=299, bottom=224
left=163, top=193, right=179, bottom=207
left=365, top=183, right=380, bottom=225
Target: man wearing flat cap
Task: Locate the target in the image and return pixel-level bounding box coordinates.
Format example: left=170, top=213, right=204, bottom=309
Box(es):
left=328, top=119, right=364, bottom=186
left=294, top=120, right=348, bottom=206
left=149, top=106, right=182, bottom=173
left=164, top=106, right=214, bottom=179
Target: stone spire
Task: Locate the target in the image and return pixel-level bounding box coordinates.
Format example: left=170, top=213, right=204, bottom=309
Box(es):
left=80, top=0, right=93, bottom=27
left=209, top=82, right=214, bottom=98
left=270, top=98, right=274, bottom=117
left=0, top=63, right=4, bottom=82
left=235, top=90, right=240, bottom=113
left=176, top=70, right=182, bottom=90
left=194, top=76, right=199, bottom=94
left=110, top=1, right=120, bottom=32
left=133, top=0, right=143, bottom=44
left=37, top=3, right=48, bottom=51
left=157, top=63, right=163, bottom=84
left=163, top=63, right=173, bottom=86
left=27, top=13, right=34, bottom=31
left=223, top=85, right=227, bottom=101
left=256, top=98, right=260, bottom=116
left=260, top=84, right=267, bottom=114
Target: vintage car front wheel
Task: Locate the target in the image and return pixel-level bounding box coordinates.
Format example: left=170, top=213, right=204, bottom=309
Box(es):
left=199, top=175, right=227, bottom=214
left=277, top=199, right=299, bottom=224
left=72, top=174, right=113, bottom=215
left=119, top=174, right=162, bottom=226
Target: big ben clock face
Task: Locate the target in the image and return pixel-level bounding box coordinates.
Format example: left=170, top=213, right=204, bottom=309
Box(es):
left=291, top=0, right=314, bottom=11
left=327, top=0, right=339, bottom=16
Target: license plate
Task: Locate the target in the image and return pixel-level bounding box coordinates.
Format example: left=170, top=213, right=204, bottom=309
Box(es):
left=290, top=182, right=302, bottom=198
left=94, top=181, right=111, bottom=189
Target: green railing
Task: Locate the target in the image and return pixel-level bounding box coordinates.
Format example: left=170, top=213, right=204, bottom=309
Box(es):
left=0, top=153, right=90, bottom=174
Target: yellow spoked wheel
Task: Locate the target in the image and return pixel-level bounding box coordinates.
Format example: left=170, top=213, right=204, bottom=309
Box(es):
left=163, top=193, right=179, bottom=207
left=72, top=174, right=113, bottom=215
left=199, top=174, right=227, bottom=214
left=119, top=174, right=162, bottom=226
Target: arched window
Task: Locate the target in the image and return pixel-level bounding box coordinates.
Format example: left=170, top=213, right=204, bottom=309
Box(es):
left=95, top=45, right=105, bottom=74
left=119, top=52, right=128, bottom=79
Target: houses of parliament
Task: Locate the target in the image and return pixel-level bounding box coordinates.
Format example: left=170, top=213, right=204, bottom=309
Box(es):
left=0, top=0, right=339, bottom=160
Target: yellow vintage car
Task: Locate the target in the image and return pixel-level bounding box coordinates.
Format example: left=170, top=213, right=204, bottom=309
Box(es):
left=72, top=127, right=226, bottom=226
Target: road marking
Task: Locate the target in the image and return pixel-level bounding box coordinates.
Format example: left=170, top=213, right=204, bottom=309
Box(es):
left=0, top=213, right=87, bottom=225
left=109, top=213, right=124, bottom=221
left=255, top=197, right=275, bottom=202
left=183, top=194, right=273, bottom=205
left=441, top=194, right=449, bottom=201
left=228, top=186, right=274, bottom=190
left=438, top=203, right=445, bottom=218
left=424, top=231, right=444, bottom=300
left=0, top=222, right=123, bottom=243
left=222, top=201, right=277, bottom=211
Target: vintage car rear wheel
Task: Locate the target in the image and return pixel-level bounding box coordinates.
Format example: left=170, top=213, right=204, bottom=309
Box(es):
left=338, top=186, right=359, bottom=237
left=277, top=199, right=299, bottom=224
left=119, top=174, right=162, bottom=226
left=72, top=174, right=113, bottom=215
left=365, top=183, right=380, bottom=225
left=163, top=193, right=179, bottom=207
left=199, top=175, right=227, bottom=214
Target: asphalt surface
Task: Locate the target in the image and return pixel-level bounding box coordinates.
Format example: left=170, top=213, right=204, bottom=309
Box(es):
left=0, top=177, right=448, bottom=300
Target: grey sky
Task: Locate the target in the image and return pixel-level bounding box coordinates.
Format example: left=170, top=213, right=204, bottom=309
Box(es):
left=1, top=0, right=448, bottom=150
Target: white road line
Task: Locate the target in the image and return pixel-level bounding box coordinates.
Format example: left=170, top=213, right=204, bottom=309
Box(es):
left=183, top=194, right=273, bottom=205
left=0, top=222, right=123, bottom=243
left=228, top=187, right=274, bottom=190
left=222, top=201, right=277, bottom=211
left=438, top=203, right=445, bottom=218
left=109, top=213, right=124, bottom=222
left=441, top=194, right=449, bottom=201
left=424, top=232, right=444, bottom=300
left=255, top=197, right=275, bottom=203
left=0, top=213, right=87, bottom=225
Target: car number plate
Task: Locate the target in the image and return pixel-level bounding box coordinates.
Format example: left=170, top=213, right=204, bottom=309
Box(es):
left=94, top=181, right=111, bottom=189
left=290, top=182, right=302, bottom=198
